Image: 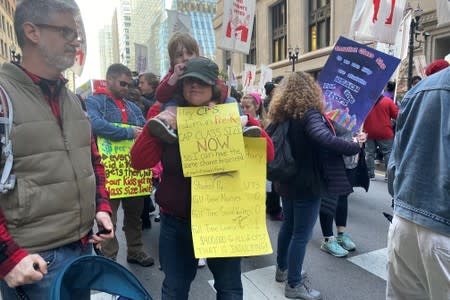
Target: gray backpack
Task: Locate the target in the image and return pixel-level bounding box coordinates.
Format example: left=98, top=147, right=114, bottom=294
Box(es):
left=0, top=85, right=15, bottom=193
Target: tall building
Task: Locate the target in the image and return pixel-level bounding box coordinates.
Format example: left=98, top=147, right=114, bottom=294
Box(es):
left=129, top=0, right=162, bottom=73
left=117, top=0, right=132, bottom=68
left=111, top=9, right=120, bottom=64
left=98, top=25, right=114, bottom=77
left=149, top=0, right=217, bottom=76
left=214, top=0, right=450, bottom=92
left=0, top=0, right=18, bottom=64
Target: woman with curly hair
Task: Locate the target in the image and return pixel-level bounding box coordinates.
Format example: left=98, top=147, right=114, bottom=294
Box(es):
left=269, top=72, right=365, bottom=300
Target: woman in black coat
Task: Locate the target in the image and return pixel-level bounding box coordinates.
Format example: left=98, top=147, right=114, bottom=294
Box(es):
left=268, top=72, right=365, bottom=300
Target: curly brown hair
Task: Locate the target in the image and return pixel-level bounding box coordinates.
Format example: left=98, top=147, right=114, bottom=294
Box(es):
left=268, top=72, right=324, bottom=124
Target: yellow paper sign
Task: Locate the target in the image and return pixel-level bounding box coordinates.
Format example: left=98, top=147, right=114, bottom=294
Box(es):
left=191, top=138, right=272, bottom=258
left=97, top=126, right=152, bottom=199
left=177, top=103, right=246, bottom=177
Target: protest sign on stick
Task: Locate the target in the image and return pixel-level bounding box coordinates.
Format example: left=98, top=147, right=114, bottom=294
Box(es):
left=318, top=36, right=400, bottom=133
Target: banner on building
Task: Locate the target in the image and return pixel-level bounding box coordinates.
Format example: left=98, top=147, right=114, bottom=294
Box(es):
left=97, top=124, right=152, bottom=199
left=317, top=36, right=400, bottom=133
left=242, top=63, right=256, bottom=92
left=167, top=9, right=193, bottom=36
left=258, top=65, right=273, bottom=97
left=218, top=0, right=256, bottom=54
left=70, top=13, right=87, bottom=76
left=134, top=43, right=148, bottom=74
left=191, top=138, right=272, bottom=258
left=349, top=0, right=408, bottom=44
left=436, top=0, right=450, bottom=26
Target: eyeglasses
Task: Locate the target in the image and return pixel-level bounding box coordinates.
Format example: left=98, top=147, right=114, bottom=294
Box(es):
left=34, top=23, right=80, bottom=42
left=119, top=81, right=132, bottom=88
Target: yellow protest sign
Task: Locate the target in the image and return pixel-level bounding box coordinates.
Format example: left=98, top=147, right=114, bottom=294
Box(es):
left=191, top=138, right=272, bottom=258
left=177, top=103, right=246, bottom=177
left=97, top=125, right=152, bottom=199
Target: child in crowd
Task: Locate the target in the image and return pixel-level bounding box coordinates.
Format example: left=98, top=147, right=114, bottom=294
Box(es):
left=240, top=92, right=267, bottom=127
left=148, top=32, right=260, bottom=144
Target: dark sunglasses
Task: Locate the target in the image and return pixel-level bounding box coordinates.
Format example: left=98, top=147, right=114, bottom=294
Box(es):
left=34, top=23, right=80, bottom=42
left=119, top=81, right=132, bottom=88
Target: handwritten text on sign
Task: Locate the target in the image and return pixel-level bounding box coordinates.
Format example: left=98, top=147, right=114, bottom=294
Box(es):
left=177, top=103, right=246, bottom=177
left=97, top=127, right=152, bottom=199
left=191, top=138, right=272, bottom=258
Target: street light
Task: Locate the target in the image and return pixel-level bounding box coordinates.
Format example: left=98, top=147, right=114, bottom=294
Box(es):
left=288, top=46, right=300, bottom=72
left=407, top=4, right=424, bottom=90
left=10, top=45, right=21, bottom=63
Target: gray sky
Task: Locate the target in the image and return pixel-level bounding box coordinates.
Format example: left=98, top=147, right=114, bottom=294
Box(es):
left=75, top=0, right=116, bottom=86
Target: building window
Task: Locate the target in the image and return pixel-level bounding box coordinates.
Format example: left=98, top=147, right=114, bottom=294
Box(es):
left=272, top=0, right=287, bottom=63
left=246, top=17, right=256, bottom=65
left=309, top=0, right=331, bottom=51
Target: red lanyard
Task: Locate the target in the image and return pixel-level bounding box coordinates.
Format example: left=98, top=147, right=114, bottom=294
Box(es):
left=112, top=98, right=128, bottom=123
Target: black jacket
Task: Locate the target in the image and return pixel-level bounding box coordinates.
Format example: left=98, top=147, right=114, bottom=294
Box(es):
left=278, top=109, right=360, bottom=199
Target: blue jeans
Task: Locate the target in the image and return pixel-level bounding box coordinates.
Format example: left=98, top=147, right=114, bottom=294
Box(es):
left=0, top=241, right=92, bottom=300
left=276, top=196, right=321, bottom=286
left=159, top=213, right=243, bottom=300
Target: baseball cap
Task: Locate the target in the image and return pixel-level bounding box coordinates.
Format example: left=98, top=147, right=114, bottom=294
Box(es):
left=179, top=57, right=218, bottom=85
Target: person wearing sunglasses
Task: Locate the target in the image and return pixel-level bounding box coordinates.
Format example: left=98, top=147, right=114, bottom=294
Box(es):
left=85, top=63, right=155, bottom=268
left=0, top=1, right=114, bottom=299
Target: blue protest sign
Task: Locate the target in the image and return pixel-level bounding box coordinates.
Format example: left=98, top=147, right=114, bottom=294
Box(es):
left=318, top=36, right=400, bottom=133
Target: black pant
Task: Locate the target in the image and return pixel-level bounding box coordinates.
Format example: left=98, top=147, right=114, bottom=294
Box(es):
left=141, top=195, right=154, bottom=228
left=266, top=182, right=282, bottom=215
left=319, top=194, right=348, bottom=237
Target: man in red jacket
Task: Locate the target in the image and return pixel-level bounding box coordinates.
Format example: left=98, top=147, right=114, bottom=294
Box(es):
left=363, top=95, right=399, bottom=180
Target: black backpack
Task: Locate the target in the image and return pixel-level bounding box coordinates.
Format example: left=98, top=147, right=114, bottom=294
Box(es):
left=266, top=120, right=297, bottom=181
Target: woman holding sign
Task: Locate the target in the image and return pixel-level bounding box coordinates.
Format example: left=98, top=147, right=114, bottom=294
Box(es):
left=130, top=57, right=274, bottom=300
left=268, top=72, right=365, bottom=300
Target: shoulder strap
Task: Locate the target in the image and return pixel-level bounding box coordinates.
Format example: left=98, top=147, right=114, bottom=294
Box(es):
left=0, top=84, right=16, bottom=193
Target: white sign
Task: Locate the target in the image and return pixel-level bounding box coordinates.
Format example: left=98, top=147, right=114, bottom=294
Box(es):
left=70, top=13, right=87, bottom=76
left=258, top=65, right=273, bottom=97
left=242, top=63, right=256, bottom=92
left=135, top=43, right=148, bottom=74
left=349, top=0, right=407, bottom=44
left=436, top=0, right=450, bottom=26
left=218, top=0, right=256, bottom=54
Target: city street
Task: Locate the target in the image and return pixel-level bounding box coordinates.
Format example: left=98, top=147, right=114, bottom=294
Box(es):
left=103, top=171, right=392, bottom=300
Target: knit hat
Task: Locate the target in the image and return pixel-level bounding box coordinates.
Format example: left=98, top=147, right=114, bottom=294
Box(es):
left=425, top=59, right=449, bottom=76
left=178, top=57, right=218, bottom=85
